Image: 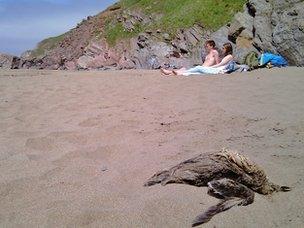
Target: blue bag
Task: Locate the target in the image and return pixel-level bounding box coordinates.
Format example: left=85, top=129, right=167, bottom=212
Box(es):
left=259, top=52, right=288, bottom=67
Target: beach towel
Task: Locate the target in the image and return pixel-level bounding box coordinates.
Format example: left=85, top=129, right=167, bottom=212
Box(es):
left=222, top=61, right=250, bottom=74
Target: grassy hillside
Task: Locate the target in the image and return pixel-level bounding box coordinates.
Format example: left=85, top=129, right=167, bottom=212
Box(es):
left=30, top=0, right=246, bottom=56
left=121, top=0, right=245, bottom=29
left=105, top=0, right=246, bottom=45
left=30, top=33, right=66, bottom=58
left=105, top=18, right=144, bottom=46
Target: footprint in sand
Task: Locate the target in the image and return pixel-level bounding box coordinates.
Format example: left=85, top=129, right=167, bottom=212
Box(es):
left=67, top=211, right=112, bottom=227
left=48, top=131, right=88, bottom=145
left=79, top=117, right=103, bottom=127
left=120, top=119, right=141, bottom=127
left=26, top=131, right=88, bottom=153
left=25, top=137, right=55, bottom=151
left=53, top=145, right=117, bottom=167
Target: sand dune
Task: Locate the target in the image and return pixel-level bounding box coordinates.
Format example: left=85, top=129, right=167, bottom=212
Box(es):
left=0, top=68, right=303, bottom=227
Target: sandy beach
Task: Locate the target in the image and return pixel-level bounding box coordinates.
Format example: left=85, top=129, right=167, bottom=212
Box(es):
left=0, top=68, right=303, bottom=227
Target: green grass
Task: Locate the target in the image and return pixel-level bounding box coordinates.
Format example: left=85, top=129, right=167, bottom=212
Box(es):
left=31, top=0, right=246, bottom=53
left=105, top=20, right=143, bottom=46
left=104, top=0, right=246, bottom=45
left=120, top=0, right=246, bottom=30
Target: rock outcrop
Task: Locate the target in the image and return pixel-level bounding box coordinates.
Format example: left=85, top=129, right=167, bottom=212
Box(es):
left=227, top=0, right=304, bottom=66
left=0, top=53, right=20, bottom=69
left=1, top=0, right=303, bottom=70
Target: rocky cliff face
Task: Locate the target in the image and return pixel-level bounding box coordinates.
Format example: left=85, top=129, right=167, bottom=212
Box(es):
left=0, top=53, right=22, bottom=69
left=227, top=0, right=304, bottom=66
left=0, top=54, right=15, bottom=69
left=1, top=0, right=303, bottom=70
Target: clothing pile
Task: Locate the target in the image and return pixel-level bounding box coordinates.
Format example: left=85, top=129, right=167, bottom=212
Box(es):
left=226, top=52, right=288, bottom=74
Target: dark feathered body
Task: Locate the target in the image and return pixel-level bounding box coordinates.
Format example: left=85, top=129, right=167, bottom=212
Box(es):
left=144, top=149, right=290, bottom=226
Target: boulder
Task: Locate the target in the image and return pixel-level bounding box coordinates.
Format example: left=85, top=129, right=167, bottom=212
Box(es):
left=211, top=26, right=231, bottom=48
left=234, top=35, right=259, bottom=64
left=0, top=53, right=17, bottom=69
left=248, top=0, right=272, bottom=16
left=224, top=0, right=304, bottom=66
left=65, top=61, right=77, bottom=70
left=118, top=55, right=135, bottom=69
left=271, top=1, right=304, bottom=66
left=129, top=41, right=173, bottom=69
left=253, top=15, right=275, bottom=52
left=228, top=12, right=254, bottom=43
left=77, top=55, right=94, bottom=69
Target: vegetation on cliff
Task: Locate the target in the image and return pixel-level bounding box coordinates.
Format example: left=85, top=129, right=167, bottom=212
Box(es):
left=105, top=0, right=246, bottom=45
left=30, top=34, right=66, bottom=58
left=31, top=0, right=246, bottom=56
left=121, top=0, right=245, bottom=29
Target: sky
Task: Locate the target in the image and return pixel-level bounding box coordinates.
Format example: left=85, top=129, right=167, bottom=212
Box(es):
left=0, top=0, right=117, bottom=56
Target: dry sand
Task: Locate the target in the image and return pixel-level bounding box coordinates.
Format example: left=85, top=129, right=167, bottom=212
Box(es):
left=0, top=68, right=303, bottom=227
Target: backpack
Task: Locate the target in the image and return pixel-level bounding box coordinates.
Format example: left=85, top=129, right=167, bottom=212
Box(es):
left=244, top=51, right=259, bottom=69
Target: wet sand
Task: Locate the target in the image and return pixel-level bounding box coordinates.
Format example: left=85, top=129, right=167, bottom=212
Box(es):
left=0, top=68, right=303, bottom=227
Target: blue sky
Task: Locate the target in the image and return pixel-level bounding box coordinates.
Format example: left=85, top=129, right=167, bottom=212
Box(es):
left=0, top=0, right=117, bottom=55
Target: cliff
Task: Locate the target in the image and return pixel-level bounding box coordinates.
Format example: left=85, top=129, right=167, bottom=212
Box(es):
left=1, top=0, right=303, bottom=70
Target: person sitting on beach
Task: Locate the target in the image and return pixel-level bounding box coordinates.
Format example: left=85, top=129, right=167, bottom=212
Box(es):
left=162, top=43, right=233, bottom=76
left=201, top=40, right=220, bottom=66
left=161, top=40, right=220, bottom=75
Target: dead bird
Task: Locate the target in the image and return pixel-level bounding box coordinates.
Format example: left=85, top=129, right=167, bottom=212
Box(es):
left=144, top=149, right=290, bottom=226
left=192, top=178, right=255, bottom=226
